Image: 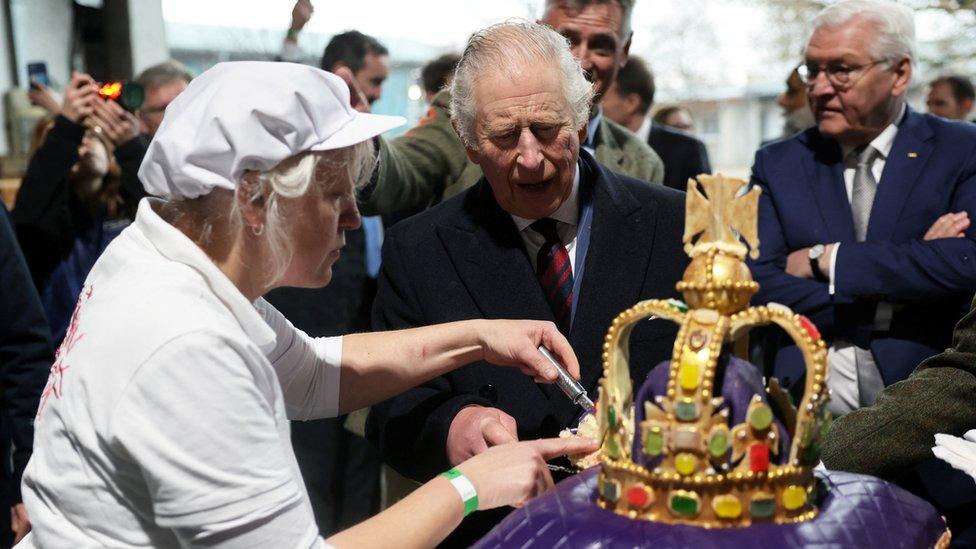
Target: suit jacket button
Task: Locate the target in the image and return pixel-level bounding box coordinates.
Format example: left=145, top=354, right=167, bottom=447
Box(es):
left=478, top=384, right=498, bottom=403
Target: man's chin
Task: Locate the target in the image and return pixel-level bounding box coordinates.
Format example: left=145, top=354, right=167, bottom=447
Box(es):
left=816, top=118, right=849, bottom=139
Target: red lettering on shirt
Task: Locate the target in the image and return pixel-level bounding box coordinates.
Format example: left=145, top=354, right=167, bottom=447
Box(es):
left=37, top=285, right=93, bottom=418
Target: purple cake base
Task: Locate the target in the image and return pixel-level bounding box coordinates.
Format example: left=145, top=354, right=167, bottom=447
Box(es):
left=474, top=468, right=946, bottom=548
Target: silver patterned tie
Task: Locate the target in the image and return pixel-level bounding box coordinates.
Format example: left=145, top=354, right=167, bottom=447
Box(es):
left=850, top=145, right=885, bottom=407
left=851, top=145, right=880, bottom=241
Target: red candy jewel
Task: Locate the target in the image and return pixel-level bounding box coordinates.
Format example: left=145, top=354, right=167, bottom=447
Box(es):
left=749, top=443, right=770, bottom=472
left=627, top=485, right=651, bottom=509
left=798, top=315, right=821, bottom=340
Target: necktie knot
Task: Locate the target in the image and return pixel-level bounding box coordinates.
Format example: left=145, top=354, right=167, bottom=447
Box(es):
left=530, top=218, right=561, bottom=243
left=855, top=144, right=880, bottom=167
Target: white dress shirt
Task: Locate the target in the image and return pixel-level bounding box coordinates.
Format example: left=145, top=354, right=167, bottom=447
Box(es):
left=635, top=117, right=653, bottom=143
left=824, top=104, right=905, bottom=415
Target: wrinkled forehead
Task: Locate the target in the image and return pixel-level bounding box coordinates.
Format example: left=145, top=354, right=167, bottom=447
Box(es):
left=473, top=65, right=571, bottom=124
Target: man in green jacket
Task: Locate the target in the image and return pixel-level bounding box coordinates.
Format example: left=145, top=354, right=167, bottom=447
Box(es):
left=360, top=0, right=664, bottom=216
left=822, top=297, right=976, bottom=542
left=822, top=298, right=976, bottom=479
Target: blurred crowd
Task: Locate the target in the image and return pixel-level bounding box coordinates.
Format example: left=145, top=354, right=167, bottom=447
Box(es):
left=1, top=0, right=975, bottom=546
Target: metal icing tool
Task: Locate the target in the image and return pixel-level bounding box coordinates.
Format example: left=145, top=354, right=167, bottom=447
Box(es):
left=537, top=345, right=595, bottom=413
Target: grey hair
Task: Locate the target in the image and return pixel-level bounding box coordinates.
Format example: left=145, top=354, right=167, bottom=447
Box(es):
left=450, top=20, right=595, bottom=149
left=543, top=0, right=635, bottom=40
left=161, top=139, right=374, bottom=286
left=810, top=0, right=916, bottom=66
left=136, top=60, right=194, bottom=91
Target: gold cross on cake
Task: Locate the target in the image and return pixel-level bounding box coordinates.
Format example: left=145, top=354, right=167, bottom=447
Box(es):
left=683, top=175, right=761, bottom=260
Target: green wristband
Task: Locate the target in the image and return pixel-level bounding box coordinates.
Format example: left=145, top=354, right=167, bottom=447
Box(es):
left=441, top=468, right=478, bottom=516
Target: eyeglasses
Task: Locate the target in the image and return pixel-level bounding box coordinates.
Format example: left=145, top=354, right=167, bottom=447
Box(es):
left=796, top=60, right=887, bottom=90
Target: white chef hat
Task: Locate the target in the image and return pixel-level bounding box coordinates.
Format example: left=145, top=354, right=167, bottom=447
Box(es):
left=138, top=61, right=405, bottom=199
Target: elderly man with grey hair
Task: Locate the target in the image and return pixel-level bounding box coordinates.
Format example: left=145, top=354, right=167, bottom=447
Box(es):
left=355, top=0, right=663, bottom=219
left=366, top=20, right=687, bottom=546
left=749, top=0, right=976, bottom=503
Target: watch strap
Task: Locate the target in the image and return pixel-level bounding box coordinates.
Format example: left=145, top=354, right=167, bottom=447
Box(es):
left=810, top=253, right=828, bottom=283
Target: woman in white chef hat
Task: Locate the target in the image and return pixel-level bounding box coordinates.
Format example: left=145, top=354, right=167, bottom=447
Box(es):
left=18, top=61, right=594, bottom=548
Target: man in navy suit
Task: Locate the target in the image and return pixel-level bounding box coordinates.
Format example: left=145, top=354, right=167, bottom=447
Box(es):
left=367, top=21, right=686, bottom=546
left=750, top=0, right=976, bottom=416
left=602, top=56, right=712, bottom=191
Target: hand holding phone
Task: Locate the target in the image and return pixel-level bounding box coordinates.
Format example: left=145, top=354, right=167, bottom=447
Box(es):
left=61, top=72, right=98, bottom=124
left=27, top=62, right=49, bottom=89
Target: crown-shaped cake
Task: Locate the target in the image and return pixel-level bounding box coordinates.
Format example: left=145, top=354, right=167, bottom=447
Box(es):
left=593, top=175, right=830, bottom=528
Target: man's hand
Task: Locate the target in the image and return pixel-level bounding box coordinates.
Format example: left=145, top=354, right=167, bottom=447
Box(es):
left=290, top=0, right=313, bottom=33
left=476, top=319, right=579, bottom=383
left=28, top=82, right=62, bottom=115
left=447, top=406, right=518, bottom=465
left=786, top=247, right=813, bottom=278
left=924, top=211, right=970, bottom=240
left=333, top=66, right=370, bottom=113
left=61, top=71, right=98, bottom=124
left=10, top=503, right=30, bottom=544
left=89, top=99, right=141, bottom=147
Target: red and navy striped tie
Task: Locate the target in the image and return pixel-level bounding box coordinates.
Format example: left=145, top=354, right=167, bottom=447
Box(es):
left=531, top=218, right=573, bottom=334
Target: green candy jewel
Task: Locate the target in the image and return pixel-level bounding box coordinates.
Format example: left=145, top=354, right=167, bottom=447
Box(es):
left=748, top=403, right=773, bottom=431
left=709, top=429, right=729, bottom=458
left=643, top=427, right=664, bottom=456
left=667, top=299, right=689, bottom=313
left=676, top=399, right=699, bottom=421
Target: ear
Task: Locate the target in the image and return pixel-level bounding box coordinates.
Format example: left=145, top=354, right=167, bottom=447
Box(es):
left=135, top=111, right=149, bottom=134
left=961, top=98, right=974, bottom=116
left=578, top=124, right=588, bottom=145
left=890, top=57, right=912, bottom=98
left=237, top=172, right=269, bottom=233
left=624, top=92, right=642, bottom=116
left=451, top=118, right=482, bottom=164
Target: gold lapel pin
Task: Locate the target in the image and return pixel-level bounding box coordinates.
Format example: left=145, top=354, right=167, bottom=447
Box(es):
left=908, top=152, right=918, bottom=158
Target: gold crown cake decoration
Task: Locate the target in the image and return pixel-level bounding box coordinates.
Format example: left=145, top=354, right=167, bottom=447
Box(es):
left=592, top=174, right=830, bottom=528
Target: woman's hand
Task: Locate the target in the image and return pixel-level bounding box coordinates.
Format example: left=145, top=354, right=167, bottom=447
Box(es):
left=90, top=99, right=141, bottom=147
left=28, top=82, right=62, bottom=115
left=61, top=72, right=98, bottom=124
left=455, top=436, right=598, bottom=510
left=476, top=319, right=579, bottom=383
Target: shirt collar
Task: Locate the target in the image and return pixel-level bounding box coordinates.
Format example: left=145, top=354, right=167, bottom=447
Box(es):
left=135, top=198, right=276, bottom=350
left=636, top=117, right=652, bottom=143
left=511, top=162, right=581, bottom=233
left=841, top=102, right=907, bottom=161
left=585, top=108, right=603, bottom=150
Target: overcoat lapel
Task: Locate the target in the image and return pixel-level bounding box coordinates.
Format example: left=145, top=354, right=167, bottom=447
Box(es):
left=435, top=182, right=554, bottom=324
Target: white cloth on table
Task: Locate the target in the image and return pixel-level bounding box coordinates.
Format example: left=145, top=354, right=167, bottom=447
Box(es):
left=21, top=198, right=341, bottom=548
